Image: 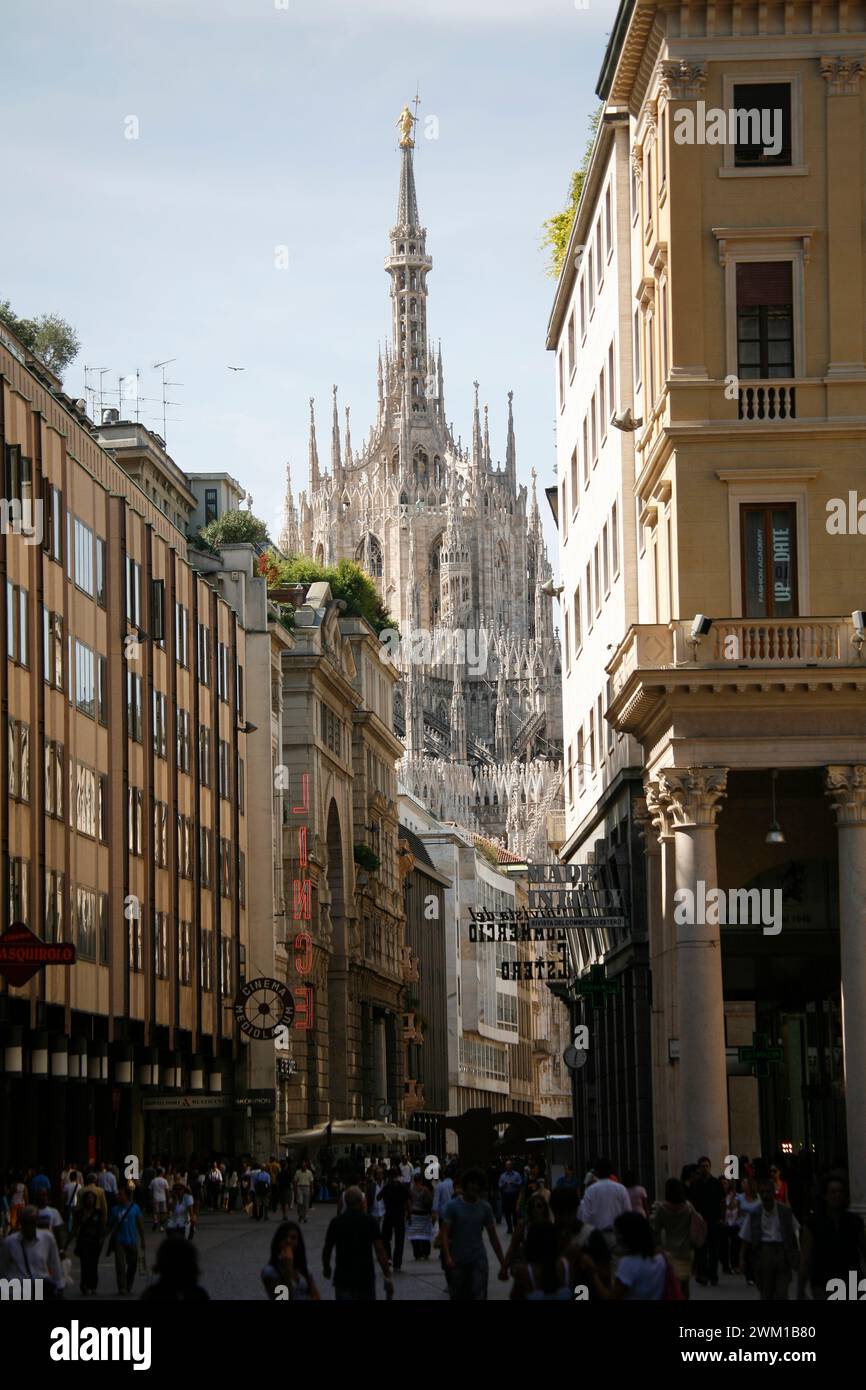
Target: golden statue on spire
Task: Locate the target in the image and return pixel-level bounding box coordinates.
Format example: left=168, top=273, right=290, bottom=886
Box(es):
left=396, top=102, right=416, bottom=148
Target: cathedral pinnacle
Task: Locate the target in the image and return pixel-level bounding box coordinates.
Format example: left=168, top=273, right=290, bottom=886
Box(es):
left=308, top=397, right=320, bottom=490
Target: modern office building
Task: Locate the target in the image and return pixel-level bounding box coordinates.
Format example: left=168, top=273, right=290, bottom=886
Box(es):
left=0, top=329, right=251, bottom=1170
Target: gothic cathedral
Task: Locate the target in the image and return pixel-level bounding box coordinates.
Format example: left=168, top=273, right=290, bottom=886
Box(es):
left=281, top=121, right=563, bottom=859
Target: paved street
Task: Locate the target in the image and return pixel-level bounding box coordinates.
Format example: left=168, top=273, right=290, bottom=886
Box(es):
left=59, top=1203, right=760, bottom=1302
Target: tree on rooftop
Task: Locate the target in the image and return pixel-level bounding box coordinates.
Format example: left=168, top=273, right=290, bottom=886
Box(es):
left=257, top=550, right=397, bottom=635
left=540, top=105, right=603, bottom=279
left=199, top=509, right=270, bottom=548
left=0, top=299, right=81, bottom=377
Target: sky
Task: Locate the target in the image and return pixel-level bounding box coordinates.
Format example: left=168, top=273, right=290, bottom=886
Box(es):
left=1, top=0, right=620, bottom=560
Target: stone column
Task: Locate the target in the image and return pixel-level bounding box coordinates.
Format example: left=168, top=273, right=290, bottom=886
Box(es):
left=643, top=782, right=680, bottom=1179
left=658, top=767, right=729, bottom=1170
left=821, top=58, right=866, bottom=375
left=635, top=793, right=666, bottom=1189
left=825, top=766, right=866, bottom=1212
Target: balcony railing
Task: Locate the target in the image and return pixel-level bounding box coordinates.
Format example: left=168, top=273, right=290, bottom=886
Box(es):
left=738, top=381, right=797, bottom=421
left=609, top=618, right=860, bottom=698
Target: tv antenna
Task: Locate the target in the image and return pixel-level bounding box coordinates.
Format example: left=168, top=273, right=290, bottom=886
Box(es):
left=153, top=358, right=183, bottom=444
left=83, top=365, right=108, bottom=423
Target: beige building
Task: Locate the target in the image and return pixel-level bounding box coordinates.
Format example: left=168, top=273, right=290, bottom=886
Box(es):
left=0, top=332, right=252, bottom=1169
left=566, top=0, right=866, bottom=1203
left=277, top=584, right=408, bottom=1144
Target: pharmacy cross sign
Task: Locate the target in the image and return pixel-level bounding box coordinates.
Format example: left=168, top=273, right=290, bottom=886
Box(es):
left=738, top=1031, right=784, bottom=1079
left=573, top=965, right=621, bottom=1010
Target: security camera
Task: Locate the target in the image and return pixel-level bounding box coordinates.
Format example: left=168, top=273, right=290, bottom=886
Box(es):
left=688, top=614, right=712, bottom=662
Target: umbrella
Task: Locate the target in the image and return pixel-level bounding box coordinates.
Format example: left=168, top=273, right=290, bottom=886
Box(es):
left=280, top=1119, right=426, bottom=1147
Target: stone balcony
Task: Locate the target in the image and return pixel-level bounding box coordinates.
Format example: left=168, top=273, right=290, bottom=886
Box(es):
left=606, top=616, right=866, bottom=772
left=403, top=1011, right=424, bottom=1044
left=609, top=618, right=862, bottom=703
left=401, top=945, right=420, bottom=984
left=404, top=1078, right=425, bottom=1112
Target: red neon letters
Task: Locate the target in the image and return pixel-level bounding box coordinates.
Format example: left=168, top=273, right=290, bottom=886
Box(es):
left=291, top=772, right=313, bottom=1030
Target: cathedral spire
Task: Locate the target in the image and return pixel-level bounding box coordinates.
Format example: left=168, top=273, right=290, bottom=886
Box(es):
left=450, top=667, right=467, bottom=764
left=308, top=397, right=320, bottom=491
left=279, top=462, right=300, bottom=557
left=344, top=404, right=352, bottom=467
left=437, top=342, right=444, bottom=422
left=529, top=466, right=541, bottom=534
left=331, top=385, right=342, bottom=476
left=483, top=403, right=491, bottom=469
left=505, top=389, right=516, bottom=488
left=471, top=381, right=482, bottom=469
left=396, top=143, right=421, bottom=230
left=494, top=661, right=510, bottom=763
left=388, top=110, right=432, bottom=416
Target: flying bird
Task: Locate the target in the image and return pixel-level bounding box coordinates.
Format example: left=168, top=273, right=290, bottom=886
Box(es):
left=226, top=366, right=245, bottom=372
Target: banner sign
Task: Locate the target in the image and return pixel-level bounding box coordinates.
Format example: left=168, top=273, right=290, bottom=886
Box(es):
left=0, top=924, right=76, bottom=988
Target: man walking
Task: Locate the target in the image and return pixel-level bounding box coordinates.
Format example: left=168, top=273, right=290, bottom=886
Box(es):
left=440, top=1168, right=507, bottom=1300
left=294, top=1158, right=315, bottom=1223
left=381, top=1166, right=409, bottom=1272
left=578, top=1158, right=631, bottom=1252
left=746, top=1178, right=799, bottom=1301
left=109, top=1186, right=146, bottom=1296
left=0, top=1205, right=65, bottom=1297
left=691, top=1155, right=725, bottom=1286
left=498, top=1159, right=523, bottom=1234
left=149, top=1167, right=170, bottom=1232
left=322, top=1186, right=394, bottom=1301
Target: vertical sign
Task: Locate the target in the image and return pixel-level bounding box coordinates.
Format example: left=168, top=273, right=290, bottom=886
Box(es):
left=290, top=772, right=314, bottom=1030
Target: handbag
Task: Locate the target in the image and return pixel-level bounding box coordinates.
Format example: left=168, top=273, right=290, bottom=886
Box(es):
left=688, top=1202, right=707, bottom=1249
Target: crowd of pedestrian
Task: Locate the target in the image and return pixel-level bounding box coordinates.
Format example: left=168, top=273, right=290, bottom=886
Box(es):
left=2, top=1149, right=862, bottom=1303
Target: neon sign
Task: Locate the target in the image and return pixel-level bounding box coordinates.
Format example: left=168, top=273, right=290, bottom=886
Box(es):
left=290, top=772, right=314, bottom=1030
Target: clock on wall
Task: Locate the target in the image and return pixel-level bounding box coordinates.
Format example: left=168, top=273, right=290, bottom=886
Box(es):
left=233, top=977, right=295, bottom=1040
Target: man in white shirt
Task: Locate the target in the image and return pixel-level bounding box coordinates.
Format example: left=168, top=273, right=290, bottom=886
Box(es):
left=149, top=1168, right=171, bottom=1232
left=578, top=1160, right=631, bottom=1246
left=399, top=1155, right=414, bottom=1187
left=0, top=1206, right=65, bottom=1295
left=34, top=1190, right=66, bottom=1252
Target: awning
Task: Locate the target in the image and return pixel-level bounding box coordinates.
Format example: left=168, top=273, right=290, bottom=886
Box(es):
left=280, top=1119, right=426, bottom=1147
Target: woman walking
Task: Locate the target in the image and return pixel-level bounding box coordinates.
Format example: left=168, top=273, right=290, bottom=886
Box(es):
left=407, top=1173, right=434, bottom=1260
left=165, top=1181, right=197, bottom=1240
left=502, top=1191, right=554, bottom=1278
left=261, top=1221, right=320, bottom=1301
left=72, top=1189, right=105, bottom=1295
left=604, top=1212, right=667, bottom=1300
left=650, top=1179, right=702, bottom=1298
left=510, top=1221, right=573, bottom=1300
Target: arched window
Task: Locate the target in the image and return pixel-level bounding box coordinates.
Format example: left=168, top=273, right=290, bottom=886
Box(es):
left=355, top=533, right=383, bottom=578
